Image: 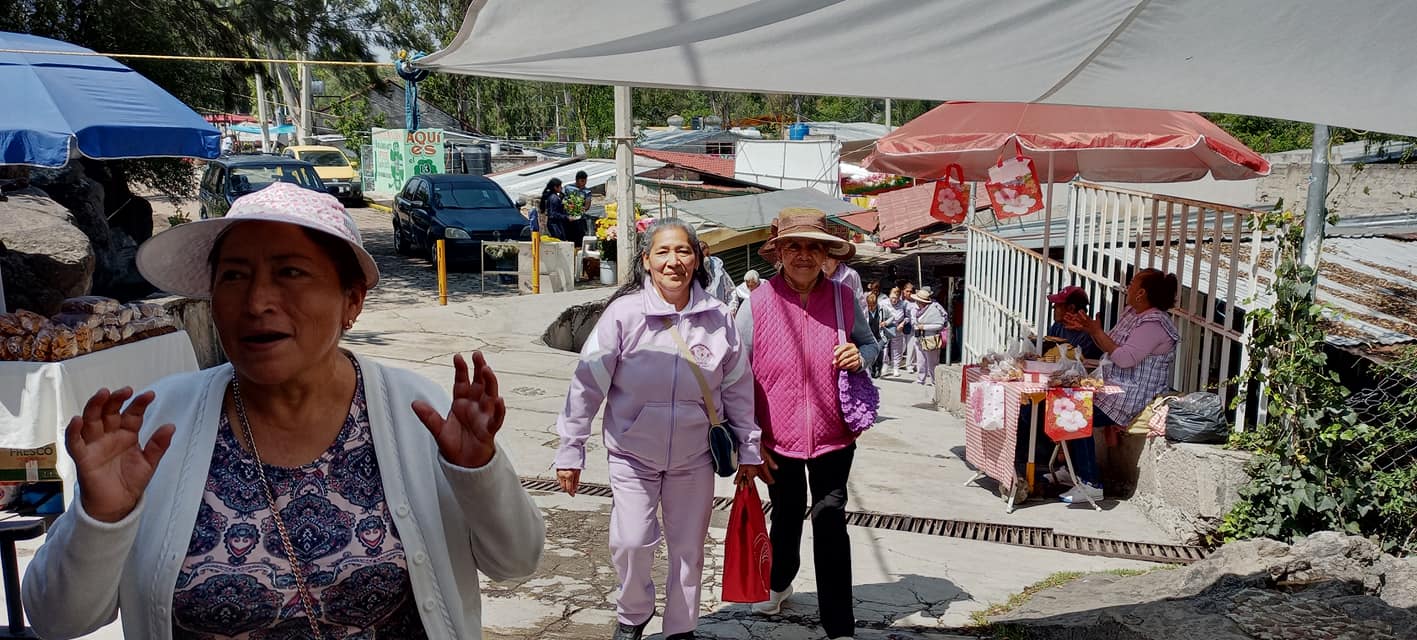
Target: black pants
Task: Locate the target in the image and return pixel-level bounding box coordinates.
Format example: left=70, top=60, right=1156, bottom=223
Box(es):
left=767, top=444, right=856, bottom=638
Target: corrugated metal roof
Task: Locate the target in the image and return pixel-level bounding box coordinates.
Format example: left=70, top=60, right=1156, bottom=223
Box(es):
left=670, top=187, right=864, bottom=231
left=1101, top=235, right=1417, bottom=349
left=633, top=149, right=739, bottom=180
left=486, top=157, right=664, bottom=202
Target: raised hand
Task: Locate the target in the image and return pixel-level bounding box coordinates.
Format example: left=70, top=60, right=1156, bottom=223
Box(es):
left=412, top=352, right=506, bottom=469
left=66, top=387, right=175, bottom=523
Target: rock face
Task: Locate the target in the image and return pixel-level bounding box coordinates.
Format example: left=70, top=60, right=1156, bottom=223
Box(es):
left=992, top=532, right=1417, bottom=640
left=0, top=188, right=96, bottom=314
left=29, top=162, right=155, bottom=301
left=542, top=299, right=608, bottom=353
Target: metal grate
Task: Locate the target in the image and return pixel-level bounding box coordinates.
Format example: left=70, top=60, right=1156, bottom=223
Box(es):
left=522, top=477, right=1208, bottom=565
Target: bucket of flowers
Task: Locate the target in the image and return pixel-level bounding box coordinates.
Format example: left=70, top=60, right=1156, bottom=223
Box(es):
left=564, top=190, right=588, bottom=222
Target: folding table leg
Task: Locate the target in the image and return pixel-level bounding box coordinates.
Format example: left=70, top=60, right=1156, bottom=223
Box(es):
left=963, top=471, right=984, bottom=487
left=1061, top=442, right=1102, bottom=511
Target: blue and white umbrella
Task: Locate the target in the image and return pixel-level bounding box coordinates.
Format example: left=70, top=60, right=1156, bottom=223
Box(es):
left=0, top=31, right=221, bottom=167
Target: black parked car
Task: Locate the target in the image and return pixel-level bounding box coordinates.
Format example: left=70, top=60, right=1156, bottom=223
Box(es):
left=393, top=174, right=532, bottom=269
left=198, top=154, right=326, bottom=219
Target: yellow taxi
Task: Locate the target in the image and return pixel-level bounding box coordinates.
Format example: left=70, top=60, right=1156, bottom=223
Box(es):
left=283, top=145, right=363, bottom=204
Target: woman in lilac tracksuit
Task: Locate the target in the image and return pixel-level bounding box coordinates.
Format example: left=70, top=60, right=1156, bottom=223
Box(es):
left=555, top=219, right=766, bottom=640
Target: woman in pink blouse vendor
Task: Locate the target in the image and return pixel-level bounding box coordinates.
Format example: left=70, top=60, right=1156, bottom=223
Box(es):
left=1057, top=268, right=1180, bottom=504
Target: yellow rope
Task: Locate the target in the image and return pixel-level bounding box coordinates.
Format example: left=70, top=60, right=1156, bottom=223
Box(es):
left=0, top=48, right=393, bottom=66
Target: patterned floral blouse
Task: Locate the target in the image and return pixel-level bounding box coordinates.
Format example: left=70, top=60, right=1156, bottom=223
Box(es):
left=172, top=363, right=428, bottom=639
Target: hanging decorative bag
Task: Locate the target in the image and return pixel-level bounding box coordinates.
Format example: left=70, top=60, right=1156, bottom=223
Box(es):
left=985, top=140, right=1045, bottom=219
left=931, top=163, right=971, bottom=224
left=833, top=283, right=880, bottom=433
left=1044, top=387, right=1095, bottom=442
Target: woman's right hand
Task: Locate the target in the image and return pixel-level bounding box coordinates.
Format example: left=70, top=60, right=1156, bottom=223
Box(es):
left=556, top=468, right=581, bottom=497
left=67, top=387, right=175, bottom=524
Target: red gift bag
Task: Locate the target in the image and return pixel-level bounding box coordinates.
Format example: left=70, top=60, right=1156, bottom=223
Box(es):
left=1044, top=388, right=1095, bottom=442
left=931, top=164, right=971, bottom=224
left=985, top=143, right=1045, bottom=219
left=721, top=482, right=771, bottom=603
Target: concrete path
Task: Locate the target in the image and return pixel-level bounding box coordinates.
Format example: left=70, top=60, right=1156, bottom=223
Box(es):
left=5, top=206, right=1172, bottom=639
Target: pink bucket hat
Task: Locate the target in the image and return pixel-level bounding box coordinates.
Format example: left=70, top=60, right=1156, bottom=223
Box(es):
left=136, top=182, right=380, bottom=298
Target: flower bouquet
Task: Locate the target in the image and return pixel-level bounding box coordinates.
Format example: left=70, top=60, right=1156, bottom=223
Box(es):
left=564, top=191, right=588, bottom=221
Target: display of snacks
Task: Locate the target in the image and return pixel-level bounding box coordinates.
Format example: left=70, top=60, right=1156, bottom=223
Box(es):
left=0, top=298, right=178, bottom=362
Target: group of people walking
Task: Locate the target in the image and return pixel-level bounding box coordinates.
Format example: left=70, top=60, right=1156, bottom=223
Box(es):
left=21, top=189, right=879, bottom=640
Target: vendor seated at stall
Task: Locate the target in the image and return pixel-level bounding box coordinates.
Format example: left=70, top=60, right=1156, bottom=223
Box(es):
left=1043, top=286, right=1104, bottom=361
left=1052, top=268, right=1180, bottom=503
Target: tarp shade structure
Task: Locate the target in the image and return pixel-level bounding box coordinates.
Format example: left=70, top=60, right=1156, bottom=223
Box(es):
left=0, top=32, right=221, bottom=167
left=670, top=187, right=864, bottom=231
left=863, top=102, right=1270, bottom=182
left=418, top=0, right=1417, bottom=137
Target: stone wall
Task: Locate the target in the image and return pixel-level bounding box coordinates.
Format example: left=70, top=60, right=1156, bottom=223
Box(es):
left=1257, top=162, right=1417, bottom=216
left=152, top=296, right=225, bottom=369
left=1129, top=438, right=1251, bottom=545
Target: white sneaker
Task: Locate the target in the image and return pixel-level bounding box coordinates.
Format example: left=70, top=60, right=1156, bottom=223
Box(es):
left=1059, top=483, right=1104, bottom=504
left=892, top=368, right=900, bottom=377
left=751, top=586, right=793, bottom=615
left=1043, top=468, right=1075, bottom=486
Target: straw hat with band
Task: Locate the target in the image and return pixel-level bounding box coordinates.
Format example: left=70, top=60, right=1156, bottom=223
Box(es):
left=136, top=182, right=380, bottom=298
left=910, top=287, right=935, bottom=304
left=760, top=207, right=856, bottom=261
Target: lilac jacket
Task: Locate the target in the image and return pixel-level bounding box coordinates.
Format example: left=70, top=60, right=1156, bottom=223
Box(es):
left=555, top=280, right=763, bottom=471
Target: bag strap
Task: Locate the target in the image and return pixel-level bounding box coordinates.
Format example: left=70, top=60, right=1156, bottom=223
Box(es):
left=661, top=317, right=724, bottom=426
left=832, top=281, right=847, bottom=347
left=946, top=163, right=965, bottom=187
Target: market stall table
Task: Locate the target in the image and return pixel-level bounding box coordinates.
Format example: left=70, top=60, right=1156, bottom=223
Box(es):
left=0, top=331, right=200, bottom=504
left=961, top=364, right=1121, bottom=512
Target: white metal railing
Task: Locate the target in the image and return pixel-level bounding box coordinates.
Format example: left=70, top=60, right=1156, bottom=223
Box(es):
left=963, top=229, right=1065, bottom=363
left=964, top=182, right=1273, bottom=431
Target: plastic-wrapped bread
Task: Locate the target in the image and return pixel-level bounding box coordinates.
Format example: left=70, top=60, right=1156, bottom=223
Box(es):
left=60, top=296, right=121, bottom=315
left=132, top=302, right=166, bottom=319
left=15, top=310, right=47, bottom=334
left=73, top=324, right=95, bottom=354
left=103, top=325, right=123, bottom=343
left=29, top=329, right=51, bottom=362
left=51, top=312, right=104, bottom=330
left=113, top=306, right=136, bottom=325
left=0, top=314, right=24, bottom=337
left=0, top=336, right=21, bottom=360
left=47, top=326, right=79, bottom=361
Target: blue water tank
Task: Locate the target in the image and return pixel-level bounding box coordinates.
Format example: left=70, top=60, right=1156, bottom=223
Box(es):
left=788, top=123, right=810, bottom=140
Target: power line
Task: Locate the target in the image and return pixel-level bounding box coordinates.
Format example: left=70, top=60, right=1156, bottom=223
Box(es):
left=0, top=48, right=392, bottom=67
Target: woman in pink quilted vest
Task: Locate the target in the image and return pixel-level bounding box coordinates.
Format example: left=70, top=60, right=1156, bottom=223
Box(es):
left=734, top=208, right=880, bottom=640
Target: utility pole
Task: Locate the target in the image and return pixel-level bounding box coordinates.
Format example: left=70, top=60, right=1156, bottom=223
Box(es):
left=885, top=98, right=893, bottom=131
left=1300, top=123, right=1330, bottom=280
left=614, top=85, right=636, bottom=282
left=254, top=70, right=272, bottom=152
left=299, top=55, right=313, bottom=145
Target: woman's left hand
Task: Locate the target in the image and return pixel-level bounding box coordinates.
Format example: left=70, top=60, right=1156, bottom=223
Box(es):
left=412, top=352, right=506, bottom=469
left=833, top=343, right=862, bottom=372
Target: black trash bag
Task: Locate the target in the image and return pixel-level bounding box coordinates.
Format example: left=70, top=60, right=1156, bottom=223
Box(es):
left=1165, top=392, right=1230, bottom=444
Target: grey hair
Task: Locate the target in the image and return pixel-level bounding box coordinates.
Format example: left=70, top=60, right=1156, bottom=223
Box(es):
left=743, top=269, right=761, bottom=283
left=606, top=218, right=711, bottom=305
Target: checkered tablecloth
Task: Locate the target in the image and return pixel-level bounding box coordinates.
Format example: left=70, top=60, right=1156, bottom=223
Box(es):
left=962, top=366, right=1121, bottom=492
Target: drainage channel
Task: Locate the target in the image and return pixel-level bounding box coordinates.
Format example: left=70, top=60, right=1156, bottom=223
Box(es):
left=520, top=478, right=1207, bottom=565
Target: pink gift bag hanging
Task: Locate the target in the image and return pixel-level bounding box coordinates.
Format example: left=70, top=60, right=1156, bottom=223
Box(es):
left=931, top=163, right=970, bottom=224
left=985, top=141, right=1045, bottom=220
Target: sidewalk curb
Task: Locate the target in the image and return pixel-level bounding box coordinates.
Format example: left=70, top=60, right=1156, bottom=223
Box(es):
left=365, top=200, right=393, bottom=213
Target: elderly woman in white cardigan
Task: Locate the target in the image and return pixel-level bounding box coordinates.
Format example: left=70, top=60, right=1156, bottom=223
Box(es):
left=23, top=184, right=544, bottom=640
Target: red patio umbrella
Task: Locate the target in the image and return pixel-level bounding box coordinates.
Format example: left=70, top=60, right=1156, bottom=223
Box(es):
left=862, top=102, right=1270, bottom=182
left=864, top=102, right=1270, bottom=362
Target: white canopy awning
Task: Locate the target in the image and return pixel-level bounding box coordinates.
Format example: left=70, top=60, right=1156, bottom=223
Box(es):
left=418, top=0, right=1417, bottom=136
